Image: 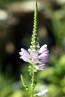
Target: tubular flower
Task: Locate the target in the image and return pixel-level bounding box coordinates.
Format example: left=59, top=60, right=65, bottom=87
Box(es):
left=19, top=44, right=49, bottom=66
left=34, top=88, right=48, bottom=96
left=36, top=64, right=45, bottom=70
left=19, top=48, right=31, bottom=62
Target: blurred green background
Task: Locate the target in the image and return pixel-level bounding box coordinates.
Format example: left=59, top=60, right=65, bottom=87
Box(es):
left=0, top=0, right=65, bottom=97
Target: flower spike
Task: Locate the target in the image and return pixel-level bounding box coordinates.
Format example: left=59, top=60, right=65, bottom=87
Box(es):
left=19, top=1, right=49, bottom=97
left=30, top=1, right=38, bottom=50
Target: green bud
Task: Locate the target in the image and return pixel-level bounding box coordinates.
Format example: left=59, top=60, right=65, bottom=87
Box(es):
left=30, top=1, right=38, bottom=50
left=20, top=74, right=28, bottom=91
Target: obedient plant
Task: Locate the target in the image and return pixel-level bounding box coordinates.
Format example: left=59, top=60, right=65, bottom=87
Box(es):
left=19, top=1, right=49, bottom=97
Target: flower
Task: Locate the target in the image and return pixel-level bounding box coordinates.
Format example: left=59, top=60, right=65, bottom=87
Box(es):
left=19, top=44, right=49, bottom=66
left=34, top=88, right=48, bottom=96
left=36, top=64, right=45, bottom=70
left=19, top=48, right=31, bottom=62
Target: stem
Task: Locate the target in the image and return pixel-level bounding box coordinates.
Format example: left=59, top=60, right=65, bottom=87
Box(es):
left=30, top=64, right=35, bottom=97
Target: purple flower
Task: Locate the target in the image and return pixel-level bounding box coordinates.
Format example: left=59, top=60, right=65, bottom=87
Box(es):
left=19, top=48, right=31, bottom=62
left=36, top=64, right=45, bottom=70
left=19, top=44, right=49, bottom=66
left=34, top=88, right=48, bottom=96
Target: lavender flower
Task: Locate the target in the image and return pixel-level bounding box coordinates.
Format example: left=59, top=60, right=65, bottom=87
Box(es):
left=19, top=48, right=31, bottom=62
left=34, top=88, right=48, bottom=96
left=19, top=44, right=49, bottom=66
left=36, top=64, right=45, bottom=70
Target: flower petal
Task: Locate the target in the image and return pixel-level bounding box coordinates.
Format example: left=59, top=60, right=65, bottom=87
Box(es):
left=39, top=44, right=49, bottom=54
left=36, top=64, right=45, bottom=70
left=28, top=49, right=40, bottom=64
left=28, top=49, right=38, bottom=58
left=19, top=48, right=31, bottom=62
left=35, top=88, right=48, bottom=96
left=38, top=53, right=48, bottom=63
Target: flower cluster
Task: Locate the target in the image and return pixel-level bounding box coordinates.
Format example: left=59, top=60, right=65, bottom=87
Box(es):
left=19, top=44, right=49, bottom=70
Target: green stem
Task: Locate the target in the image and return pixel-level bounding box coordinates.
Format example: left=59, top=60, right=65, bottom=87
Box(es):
left=30, top=64, right=35, bottom=97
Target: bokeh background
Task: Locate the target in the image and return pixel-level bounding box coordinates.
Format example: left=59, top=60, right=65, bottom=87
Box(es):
left=0, top=0, right=65, bottom=97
